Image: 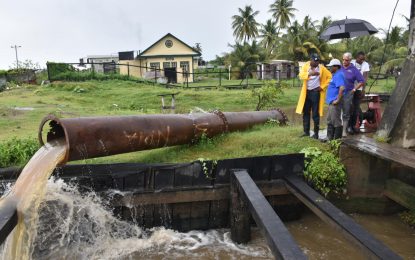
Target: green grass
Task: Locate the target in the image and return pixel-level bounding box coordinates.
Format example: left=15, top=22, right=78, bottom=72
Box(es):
left=0, top=77, right=395, bottom=166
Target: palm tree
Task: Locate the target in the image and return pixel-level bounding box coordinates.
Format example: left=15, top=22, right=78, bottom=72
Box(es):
left=276, top=20, right=304, bottom=61
left=225, top=41, right=267, bottom=79
left=269, top=0, right=297, bottom=35
left=232, top=5, right=260, bottom=43
left=259, top=19, right=278, bottom=54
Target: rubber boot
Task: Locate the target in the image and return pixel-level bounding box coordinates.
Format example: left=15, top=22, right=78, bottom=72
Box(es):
left=342, top=122, right=348, bottom=137
left=326, top=124, right=334, bottom=141
left=334, top=126, right=343, bottom=139
left=312, top=125, right=319, bottom=139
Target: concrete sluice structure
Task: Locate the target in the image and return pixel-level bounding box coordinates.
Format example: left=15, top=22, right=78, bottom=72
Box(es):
left=0, top=154, right=304, bottom=232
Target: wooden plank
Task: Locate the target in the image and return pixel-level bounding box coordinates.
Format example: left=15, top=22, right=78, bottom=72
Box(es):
left=384, top=179, right=415, bottom=210
left=190, top=201, right=210, bottom=230
left=209, top=199, right=229, bottom=228
left=153, top=203, right=173, bottom=228
left=171, top=202, right=192, bottom=231
left=232, top=170, right=306, bottom=260
left=270, top=154, right=304, bottom=180
left=153, top=168, right=175, bottom=190
left=111, top=180, right=288, bottom=206
left=284, top=174, right=401, bottom=260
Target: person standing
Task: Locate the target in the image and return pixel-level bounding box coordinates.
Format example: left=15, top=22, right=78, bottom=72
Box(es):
left=350, top=51, right=370, bottom=133
left=296, top=53, right=332, bottom=139
left=340, top=52, right=365, bottom=137
left=325, top=59, right=345, bottom=140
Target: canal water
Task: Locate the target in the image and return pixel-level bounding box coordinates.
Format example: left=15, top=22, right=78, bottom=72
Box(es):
left=0, top=141, right=414, bottom=259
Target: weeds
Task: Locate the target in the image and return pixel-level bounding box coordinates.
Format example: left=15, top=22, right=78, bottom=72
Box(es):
left=0, top=137, right=39, bottom=167
left=301, top=146, right=347, bottom=197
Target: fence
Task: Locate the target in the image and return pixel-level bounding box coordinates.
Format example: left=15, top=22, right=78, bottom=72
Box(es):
left=46, top=62, right=302, bottom=89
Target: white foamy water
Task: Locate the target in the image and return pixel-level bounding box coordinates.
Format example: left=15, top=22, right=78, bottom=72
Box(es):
left=0, top=140, right=67, bottom=260
left=28, top=178, right=273, bottom=259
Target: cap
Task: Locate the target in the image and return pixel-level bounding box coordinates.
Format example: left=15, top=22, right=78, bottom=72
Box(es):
left=327, top=59, right=341, bottom=67
left=310, top=53, right=320, bottom=61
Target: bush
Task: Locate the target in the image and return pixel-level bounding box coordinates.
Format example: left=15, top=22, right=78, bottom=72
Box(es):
left=0, top=137, right=39, bottom=168
left=301, top=146, right=347, bottom=197
left=399, top=210, right=415, bottom=228
left=251, top=80, right=287, bottom=111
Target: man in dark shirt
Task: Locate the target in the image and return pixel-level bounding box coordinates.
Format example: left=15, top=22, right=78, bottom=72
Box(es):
left=340, top=52, right=364, bottom=137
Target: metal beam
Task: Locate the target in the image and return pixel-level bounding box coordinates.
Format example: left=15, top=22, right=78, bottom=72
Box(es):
left=232, top=170, right=307, bottom=260
left=0, top=199, right=18, bottom=245
left=284, top=174, right=401, bottom=260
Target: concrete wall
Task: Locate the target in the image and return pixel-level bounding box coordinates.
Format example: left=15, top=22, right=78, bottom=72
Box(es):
left=378, top=57, right=415, bottom=148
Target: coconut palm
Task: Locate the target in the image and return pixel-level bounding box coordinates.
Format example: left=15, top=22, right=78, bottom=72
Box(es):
left=225, top=41, right=267, bottom=79
left=269, top=0, right=297, bottom=35
left=232, top=5, right=260, bottom=43
left=276, top=20, right=304, bottom=61
left=259, top=19, right=278, bottom=54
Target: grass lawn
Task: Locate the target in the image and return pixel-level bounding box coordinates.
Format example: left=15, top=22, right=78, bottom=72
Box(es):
left=0, top=77, right=395, bottom=166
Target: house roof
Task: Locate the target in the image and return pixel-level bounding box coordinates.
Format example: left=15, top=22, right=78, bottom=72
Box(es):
left=137, top=33, right=201, bottom=58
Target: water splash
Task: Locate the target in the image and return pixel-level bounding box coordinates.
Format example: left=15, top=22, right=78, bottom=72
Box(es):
left=0, top=139, right=67, bottom=259
left=24, top=178, right=272, bottom=259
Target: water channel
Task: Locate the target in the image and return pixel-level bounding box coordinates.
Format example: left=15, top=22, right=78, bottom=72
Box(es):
left=0, top=140, right=414, bottom=259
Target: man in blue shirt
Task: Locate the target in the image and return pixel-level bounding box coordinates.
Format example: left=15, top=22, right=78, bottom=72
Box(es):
left=326, top=59, right=345, bottom=140
left=340, top=52, right=365, bottom=137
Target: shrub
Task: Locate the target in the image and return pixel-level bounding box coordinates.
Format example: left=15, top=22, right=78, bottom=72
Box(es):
left=251, top=80, right=287, bottom=111
left=301, top=146, right=347, bottom=197
left=0, top=137, right=39, bottom=168
left=399, top=210, right=415, bottom=228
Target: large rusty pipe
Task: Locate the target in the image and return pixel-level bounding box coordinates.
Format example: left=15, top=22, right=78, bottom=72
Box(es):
left=38, top=110, right=287, bottom=163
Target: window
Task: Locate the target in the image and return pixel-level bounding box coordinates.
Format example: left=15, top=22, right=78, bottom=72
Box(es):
left=149, top=62, right=160, bottom=70
left=163, top=62, right=171, bottom=68
left=171, top=62, right=177, bottom=68
left=180, top=61, right=189, bottom=71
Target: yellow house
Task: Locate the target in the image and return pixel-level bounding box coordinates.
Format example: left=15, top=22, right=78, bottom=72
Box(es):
left=119, top=33, right=201, bottom=83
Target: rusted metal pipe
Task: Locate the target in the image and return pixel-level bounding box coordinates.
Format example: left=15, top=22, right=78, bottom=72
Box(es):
left=38, top=110, right=287, bottom=163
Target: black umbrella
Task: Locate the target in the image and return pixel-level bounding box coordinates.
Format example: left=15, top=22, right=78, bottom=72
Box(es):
left=319, top=18, right=378, bottom=40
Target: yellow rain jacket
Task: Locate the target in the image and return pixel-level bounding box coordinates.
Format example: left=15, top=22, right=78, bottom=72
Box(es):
left=295, top=62, right=332, bottom=116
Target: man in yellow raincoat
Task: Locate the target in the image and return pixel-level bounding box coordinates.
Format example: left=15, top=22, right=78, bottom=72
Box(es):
left=296, top=54, right=332, bottom=139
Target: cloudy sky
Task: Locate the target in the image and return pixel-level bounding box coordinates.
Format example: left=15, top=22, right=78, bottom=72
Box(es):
left=0, top=0, right=411, bottom=69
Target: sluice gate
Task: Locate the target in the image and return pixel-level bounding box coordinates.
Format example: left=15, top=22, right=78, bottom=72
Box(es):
left=0, top=154, right=401, bottom=259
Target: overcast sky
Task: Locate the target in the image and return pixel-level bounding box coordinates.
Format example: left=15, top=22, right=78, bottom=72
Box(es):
left=0, top=0, right=411, bottom=69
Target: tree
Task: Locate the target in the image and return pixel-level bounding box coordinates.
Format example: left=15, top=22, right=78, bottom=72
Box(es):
left=231, top=5, right=260, bottom=43
left=225, top=41, right=268, bottom=79
left=259, top=19, right=278, bottom=54
left=269, top=0, right=297, bottom=36
left=193, top=43, right=205, bottom=65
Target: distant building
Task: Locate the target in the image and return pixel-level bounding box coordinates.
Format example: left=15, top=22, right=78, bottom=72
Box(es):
left=119, top=33, right=201, bottom=83
left=257, top=60, right=296, bottom=80
left=86, top=55, right=119, bottom=74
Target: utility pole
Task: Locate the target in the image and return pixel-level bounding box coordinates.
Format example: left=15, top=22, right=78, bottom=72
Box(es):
left=11, top=45, right=21, bottom=69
